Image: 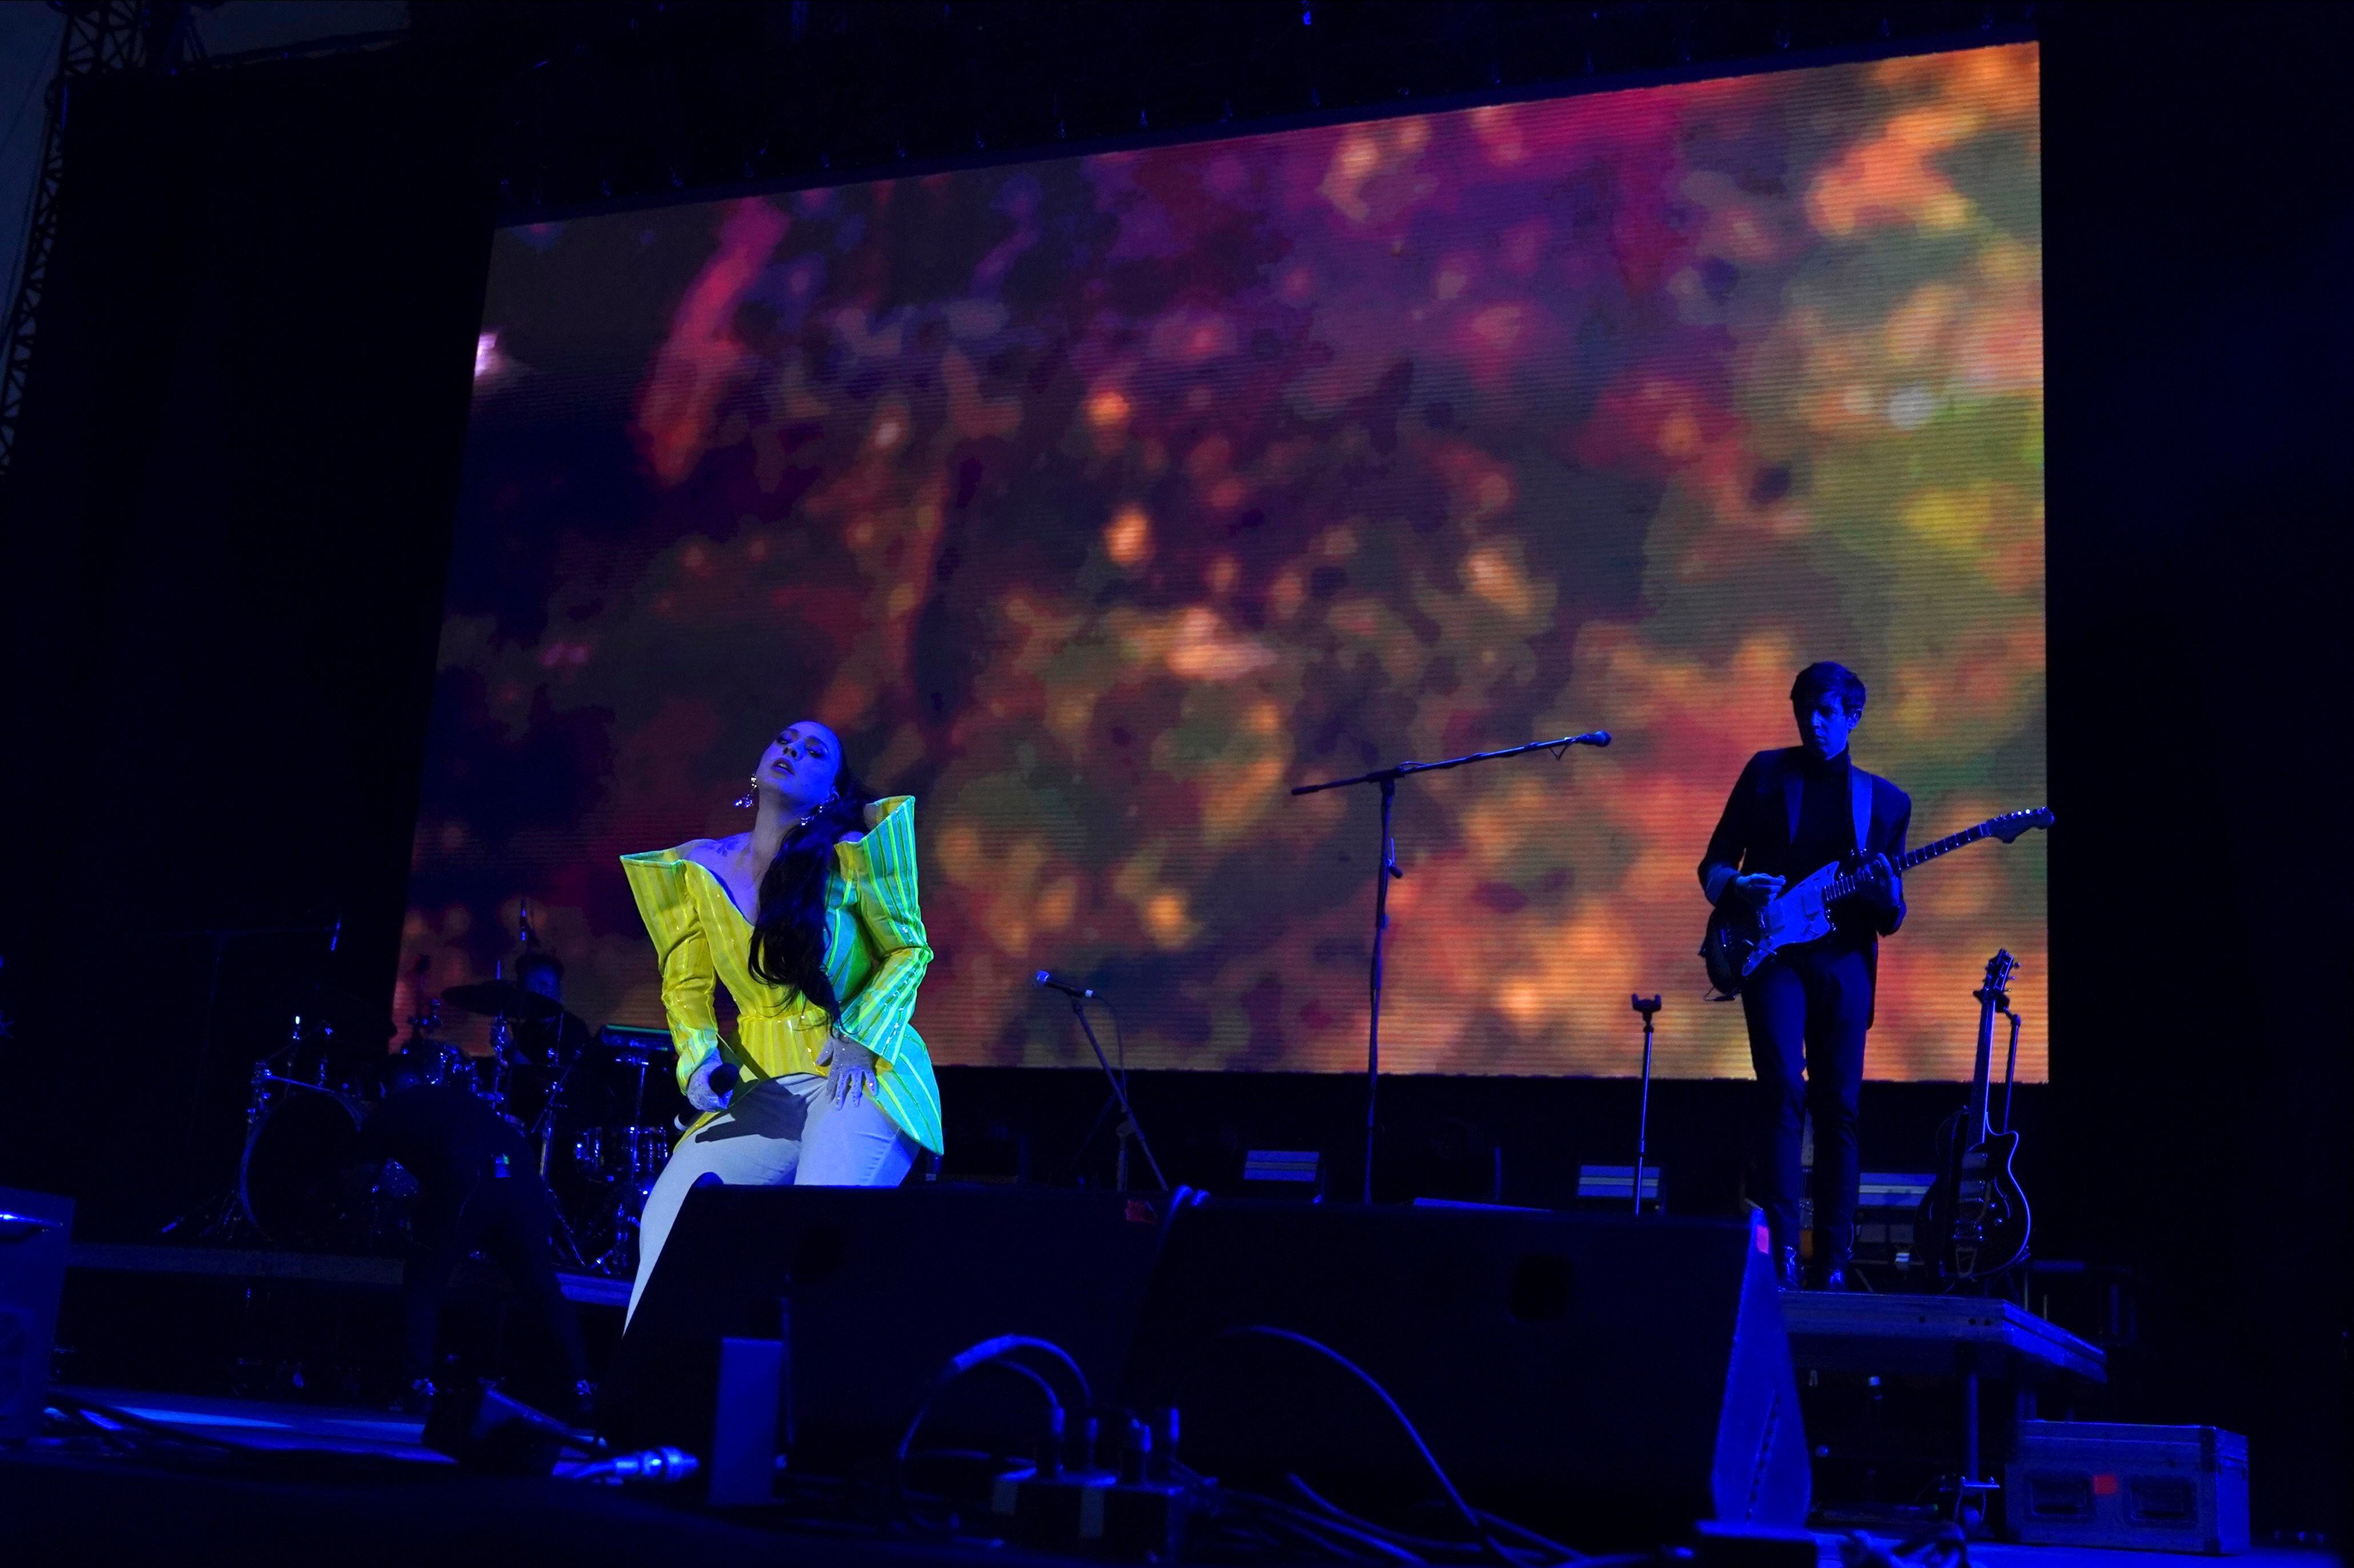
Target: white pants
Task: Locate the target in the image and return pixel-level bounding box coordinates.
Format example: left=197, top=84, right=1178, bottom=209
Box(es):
left=626, top=1073, right=916, bottom=1324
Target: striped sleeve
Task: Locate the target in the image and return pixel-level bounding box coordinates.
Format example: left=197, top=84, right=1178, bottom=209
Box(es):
left=621, top=851, right=723, bottom=1092
left=831, top=796, right=932, bottom=1070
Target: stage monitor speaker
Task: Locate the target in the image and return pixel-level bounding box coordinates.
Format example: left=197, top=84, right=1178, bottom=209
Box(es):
left=606, top=1184, right=1170, bottom=1463
left=1118, top=1202, right=1809, bottom=1542
left=0, top=1187, right=74, bottom=1442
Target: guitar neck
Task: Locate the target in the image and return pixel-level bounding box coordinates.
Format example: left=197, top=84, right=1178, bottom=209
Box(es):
left=1966, top=993, right=1999, bottom=1138
left=1965, top=952, right=2015, bottom=1141
left=1901, top=822, right=2001, bottom=872
left=1827, top=819, right=2003, bottom=898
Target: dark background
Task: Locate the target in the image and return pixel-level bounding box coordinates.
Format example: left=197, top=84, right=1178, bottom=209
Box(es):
left=0, top=1, right=2343, bottom=1535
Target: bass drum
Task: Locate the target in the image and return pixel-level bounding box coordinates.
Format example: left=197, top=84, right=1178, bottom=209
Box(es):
left=239, top=1088, right=365, bottom=1249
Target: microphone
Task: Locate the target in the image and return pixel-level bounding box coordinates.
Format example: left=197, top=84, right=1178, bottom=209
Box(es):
left=709, top=1062, right=741, bottom=1096
left=1035, top=971, right=1097, bottom=999
left=1576, top=730, right=1611, bottom=747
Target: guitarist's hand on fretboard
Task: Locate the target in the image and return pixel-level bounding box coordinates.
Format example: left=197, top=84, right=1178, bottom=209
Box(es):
left=1854, top=852, right=1901, bottom=914
left=1700, top=807, right=2046, bottom=999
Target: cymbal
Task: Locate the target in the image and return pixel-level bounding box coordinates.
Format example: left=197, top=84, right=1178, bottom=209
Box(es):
left=438, top=980, right=564, bottom=1020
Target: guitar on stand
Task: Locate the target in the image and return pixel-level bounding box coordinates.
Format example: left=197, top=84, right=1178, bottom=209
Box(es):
left=1921, top=949, right=2032, bottom=1285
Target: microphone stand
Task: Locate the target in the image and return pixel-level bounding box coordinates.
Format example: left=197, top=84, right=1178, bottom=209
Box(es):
left=1291, top=731, right=1611, bottom=1203
left=1631, top=995, right=1661, bottom=1215
left=1063, top=992, right=1168, bottom=1192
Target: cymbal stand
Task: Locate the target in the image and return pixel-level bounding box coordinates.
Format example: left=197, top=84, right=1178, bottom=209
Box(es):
left=530, top=1050, right=589, bottom=1269
left=588, top=1051, right=655, bottom=1277
left=482, top=1011, right=514, bottom=1111
left=159, top=1010, right=313, bottom=1244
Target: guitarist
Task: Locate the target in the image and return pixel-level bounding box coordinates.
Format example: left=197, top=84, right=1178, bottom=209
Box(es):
left=1699, top=662, right=1909, bottom=1290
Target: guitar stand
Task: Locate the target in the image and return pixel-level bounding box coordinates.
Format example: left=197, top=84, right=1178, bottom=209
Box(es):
left=1942, top=1469, right=2001, bottom=1534
left=1998, top=998, right=2022, bottom=1135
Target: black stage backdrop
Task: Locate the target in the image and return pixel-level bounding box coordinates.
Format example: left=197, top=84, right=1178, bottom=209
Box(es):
left=0, top=3, right=2344, bottom=1534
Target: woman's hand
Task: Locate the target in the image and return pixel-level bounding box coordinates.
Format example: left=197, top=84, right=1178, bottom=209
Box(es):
left=818, top=1031, right=879, bottom=1107
left=685, top=1057, right=733, bottom=1114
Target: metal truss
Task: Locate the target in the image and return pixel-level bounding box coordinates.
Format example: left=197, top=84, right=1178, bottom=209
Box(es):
left=0, top=2, right=202, bottom=479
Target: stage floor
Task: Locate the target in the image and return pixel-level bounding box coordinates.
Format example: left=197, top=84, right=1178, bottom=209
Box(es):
left=1, top=1385, right=2319, bottom=1568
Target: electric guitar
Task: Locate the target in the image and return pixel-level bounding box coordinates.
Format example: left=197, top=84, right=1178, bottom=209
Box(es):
left=1920, top=949, right=2033, bottom=1283
left=1699, top=807, right=2053, bottom=997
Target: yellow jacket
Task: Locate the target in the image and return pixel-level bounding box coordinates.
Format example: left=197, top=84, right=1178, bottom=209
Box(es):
left=619, top=795, right=944, bottom=1155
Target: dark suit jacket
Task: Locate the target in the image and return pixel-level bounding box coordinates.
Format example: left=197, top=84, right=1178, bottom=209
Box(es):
left=1699, top=748, right=1912, bottom=1013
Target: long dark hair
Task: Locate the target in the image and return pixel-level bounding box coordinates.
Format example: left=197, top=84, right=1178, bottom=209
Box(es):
left=747, top=761, right=876, bottom=1019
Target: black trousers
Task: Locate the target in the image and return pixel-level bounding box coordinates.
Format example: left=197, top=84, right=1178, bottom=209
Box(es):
left=1740, top=941, right=1871, bottom=1264
left=403, top=1174, right=587, bottom=1394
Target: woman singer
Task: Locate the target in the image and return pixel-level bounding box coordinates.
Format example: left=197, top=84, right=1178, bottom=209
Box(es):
left=620, top=719, right=943, bottom=1322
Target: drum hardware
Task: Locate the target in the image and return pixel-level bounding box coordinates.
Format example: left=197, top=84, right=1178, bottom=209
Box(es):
left=440, top=978, right=566, bottom=1023
left=568, top=1127, right=671, bottom=1187
left=568, top=1026, right=677, bottom=1278
left=160, top=922, right=675, bottom=1271
left=259, top=999, right=383, bottom=1104
left=525, top=1040, right=593, bottom=1270
left=238, top=1081, right=371, bottom=1251
left=160, top=1001, right=372, bottom=1246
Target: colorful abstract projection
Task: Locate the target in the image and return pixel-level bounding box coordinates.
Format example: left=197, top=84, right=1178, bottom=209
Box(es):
left=411, top=43, right=2046, bottom=1081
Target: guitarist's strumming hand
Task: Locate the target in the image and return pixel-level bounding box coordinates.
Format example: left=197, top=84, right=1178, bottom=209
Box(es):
left=1729, top=872, right=1784, bottom=909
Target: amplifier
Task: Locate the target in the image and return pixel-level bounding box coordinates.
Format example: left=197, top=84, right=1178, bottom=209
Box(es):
left=2006, top=1421, right=2248, bottom=1554
left=1794, top=1172, right=1933, bottom=1267
left=1240, top=1149, right=1322, bottom=1199
left=1575, top=1163, right=1661, bottom=1210
left=1850, top=1172, right=1935, bottom=1270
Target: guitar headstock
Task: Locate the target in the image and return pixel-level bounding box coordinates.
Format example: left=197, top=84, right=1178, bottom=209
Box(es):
left=1990, top=808, right=2054, bottom=843
left=1982, top=948, right=2018, bottom=997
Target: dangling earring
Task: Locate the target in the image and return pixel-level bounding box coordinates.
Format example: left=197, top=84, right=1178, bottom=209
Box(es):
left=733, top=776, right=758, bottom=810
left=791, top=791, right=839, bottom=835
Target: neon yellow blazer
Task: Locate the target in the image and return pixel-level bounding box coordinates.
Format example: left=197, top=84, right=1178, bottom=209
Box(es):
left=619, top=795, right=944, bottom=1156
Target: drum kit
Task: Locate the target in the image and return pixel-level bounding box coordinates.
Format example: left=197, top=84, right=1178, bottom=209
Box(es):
left=209, top=960, right=682, bottom=1278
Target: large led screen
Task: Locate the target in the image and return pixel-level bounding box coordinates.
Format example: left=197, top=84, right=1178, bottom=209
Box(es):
left=404, top=43, right=2046, bottom=1081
